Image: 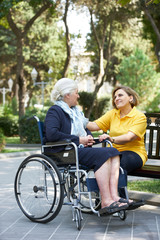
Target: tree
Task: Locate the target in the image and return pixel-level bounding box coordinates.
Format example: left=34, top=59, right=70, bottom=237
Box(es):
left=0, top=0, right=59, bottom=117
left=117, top=0, right=160, bottom=66
left=117, top=48, right=160, bottom=109
left=78, top=0, right=134, bottom=117
left=0, top=6, right=66, bottom=105
left=117, top=0, right=160, bottom=6
left=62, top=0, right=71, bottom=77
left=139, top=1, right=160, bottom=65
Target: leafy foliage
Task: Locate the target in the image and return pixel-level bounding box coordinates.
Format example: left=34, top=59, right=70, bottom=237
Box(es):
left=116, top=0, right=131, bottom=6
left=19, top=107, right=48, bottom=143
left=117, top=48, right=160, bottom=109
left=0, top=128, right=6, bottom=152
left=0, top=115, right=19, bottom=136
left=145, top=91, right=160, bottom=112
left=117, top=0, right=160, bottom=6
left=0, top=0, right=55, bottom=18
left=0, top=1, right=66, bottom=110
left=78, top=91, right=95, bottom=116
left=78, top=91, right=110, bottom=120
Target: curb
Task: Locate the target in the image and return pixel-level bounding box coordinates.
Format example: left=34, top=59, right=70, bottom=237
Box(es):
left=128, top=190, right=160, bottom=207
left=6, top=144, right=41, bottom=148
left=0, top=150, right=41, bottom=159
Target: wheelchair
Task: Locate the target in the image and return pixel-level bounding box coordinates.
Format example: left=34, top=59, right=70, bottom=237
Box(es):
left=14, top=116, right=128, bottom=230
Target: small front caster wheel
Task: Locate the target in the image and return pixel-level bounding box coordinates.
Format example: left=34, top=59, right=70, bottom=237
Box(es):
left=74, top=208, right=82, bottom=230
left=119, top=210, right=127, bottom=220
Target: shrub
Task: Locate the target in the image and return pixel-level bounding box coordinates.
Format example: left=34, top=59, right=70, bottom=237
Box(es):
left=0, top=116, right=19, bottom=136
left=11, top=97, right=18, bottom=115
left=78, top=91, right=95, bottom=116
left=93, top=96, right=110, bottom=119
left=19, top=107, right=48, bottom=143
left=79, top=91, right=110, bottom=121
left=0, top=128, right=5, bottom=152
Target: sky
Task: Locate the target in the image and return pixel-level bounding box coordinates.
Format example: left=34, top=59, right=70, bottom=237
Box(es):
left=65, top=7, right=91, bottom=53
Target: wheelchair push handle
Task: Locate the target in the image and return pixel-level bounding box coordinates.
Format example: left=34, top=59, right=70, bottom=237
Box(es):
left=26, top=115, right=40, bottom=122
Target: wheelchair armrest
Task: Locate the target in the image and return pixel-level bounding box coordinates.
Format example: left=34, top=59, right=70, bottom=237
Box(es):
left=45, top=139, right=73, bottom=151
left=45, top=139, right=72, bottom=146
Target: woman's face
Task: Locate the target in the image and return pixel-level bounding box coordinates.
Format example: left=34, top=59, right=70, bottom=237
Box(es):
left=66, top=89, right=79, bottom=107
left=114, top=89, right=133, bottom=110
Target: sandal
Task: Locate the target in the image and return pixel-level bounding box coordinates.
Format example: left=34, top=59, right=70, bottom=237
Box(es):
left=127, top=200, right=145, bottom=210
left=119, top=198, right=145, bottom=210
left=99, top=201, right=128, bottom=215
left=118, top=197, right=133, bottom=204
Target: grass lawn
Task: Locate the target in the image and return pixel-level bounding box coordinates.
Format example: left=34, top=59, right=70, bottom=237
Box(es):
left=128, top=179, right=160, bottom=194
left=1, top=149, right=33, bottom=153
left=5, top=136, right=21, bottom=144
left=2, top=136, right=32, bottom=153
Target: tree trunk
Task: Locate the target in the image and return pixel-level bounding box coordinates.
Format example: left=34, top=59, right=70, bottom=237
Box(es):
left=86, top=48, right=105, bottom=118
left=16, top=39, right=26, bottom=117
left=62, top=0, right=71, bottom=78
left=7, top=1, right=55, bottom=118
left=85, top=10, right=108, bottom=118
left=143, top=7, right=160, bottom=42
left=143, top=6, right=160, bottom=64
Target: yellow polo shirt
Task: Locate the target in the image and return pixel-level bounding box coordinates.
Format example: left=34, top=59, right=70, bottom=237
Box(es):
left=95, top=107, right=147, bottom=165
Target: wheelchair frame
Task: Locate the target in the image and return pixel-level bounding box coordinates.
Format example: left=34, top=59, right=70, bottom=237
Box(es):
left=14, top=116, right=128, bottom=230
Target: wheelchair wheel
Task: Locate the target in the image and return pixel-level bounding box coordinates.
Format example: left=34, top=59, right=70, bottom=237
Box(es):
left=119, top=210, right=127, bottom=220
left=14, top=154, right=64, bottom=223
left=74, top=208, right=82, bottom=230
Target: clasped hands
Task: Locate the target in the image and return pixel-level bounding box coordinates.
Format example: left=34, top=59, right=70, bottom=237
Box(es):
left=80, top=134, right=112, bottom=147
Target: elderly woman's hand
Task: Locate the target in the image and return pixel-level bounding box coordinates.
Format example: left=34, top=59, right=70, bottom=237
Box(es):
left=79, top=135, right=95, bottom=147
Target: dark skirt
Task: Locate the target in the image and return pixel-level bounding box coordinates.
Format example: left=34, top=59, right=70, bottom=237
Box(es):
left=78, top=147, right=120, bottom=172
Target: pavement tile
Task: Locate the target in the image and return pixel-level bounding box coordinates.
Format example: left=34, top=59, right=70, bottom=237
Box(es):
left=0, top=153, right=160, bottom=240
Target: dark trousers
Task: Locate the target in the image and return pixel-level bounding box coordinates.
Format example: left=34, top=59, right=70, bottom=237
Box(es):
left=119, top=151, right=143, bottom=198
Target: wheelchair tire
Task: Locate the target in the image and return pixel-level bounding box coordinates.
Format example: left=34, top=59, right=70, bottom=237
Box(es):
left=119, top=210, right=127, bottom=221
left=14, top=154, right=64, bottom=223
left=74, top=208, right=82, bottom=231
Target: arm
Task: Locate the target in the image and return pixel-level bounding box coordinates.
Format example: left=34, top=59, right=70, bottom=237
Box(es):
left=87, top=121, right=101, bottom=131
left=99, top=131, right=138, bottom=144
left=44, top=106, right=79, bottom=145
left=45, top=106, right=95, bottom=146
left=99, top=112, right=147, bottom=144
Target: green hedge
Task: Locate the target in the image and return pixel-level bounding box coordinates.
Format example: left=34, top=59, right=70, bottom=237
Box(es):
left=19, top=108, right=47, bottom=144
left=79, top=91, right=110, bottom=120
left=0, top=128, right=5, bottom=152
left=0, top=116, right=19, bottom=136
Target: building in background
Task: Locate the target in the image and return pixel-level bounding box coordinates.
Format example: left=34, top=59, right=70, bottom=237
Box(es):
left=70, top=52, right=113, bottom=98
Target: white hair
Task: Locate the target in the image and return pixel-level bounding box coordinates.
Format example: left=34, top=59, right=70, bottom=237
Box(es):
left=51, top=78, right=78, bottom=102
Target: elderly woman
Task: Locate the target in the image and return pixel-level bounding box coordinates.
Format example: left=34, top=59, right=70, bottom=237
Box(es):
left=43, top=78, right=128, bottom=215
left=87, top=85, right=147, bottom=208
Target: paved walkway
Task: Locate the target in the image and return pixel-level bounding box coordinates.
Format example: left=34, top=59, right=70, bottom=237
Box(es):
left=0, top=151, right=160, bottom=240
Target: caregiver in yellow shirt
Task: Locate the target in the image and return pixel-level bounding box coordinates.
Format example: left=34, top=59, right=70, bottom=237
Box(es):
left=87, top=85, right=147, bottom=176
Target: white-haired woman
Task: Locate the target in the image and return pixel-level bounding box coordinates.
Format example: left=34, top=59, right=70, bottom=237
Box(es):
left=43, top=78, right=128, bottom=215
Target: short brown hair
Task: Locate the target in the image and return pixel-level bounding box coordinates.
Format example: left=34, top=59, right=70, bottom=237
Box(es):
left=112, top=85, right=139, bottom=109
